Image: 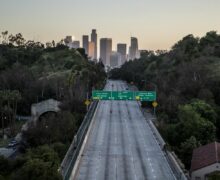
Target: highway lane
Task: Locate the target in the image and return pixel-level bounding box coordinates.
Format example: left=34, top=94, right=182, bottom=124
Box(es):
left=73, top=80, right=175, bottom=180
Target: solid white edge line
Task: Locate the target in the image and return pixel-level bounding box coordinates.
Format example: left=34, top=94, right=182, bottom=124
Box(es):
left=69, top=101, right=101, bottom=180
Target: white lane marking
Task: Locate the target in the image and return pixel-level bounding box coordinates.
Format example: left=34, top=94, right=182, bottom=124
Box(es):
left=70, top=101, right=101, bottom=180
left=95, top=101, right=109, bottom=179
left=121, top=100, right=138, bottom=180
left=94, top=101, right=104, bottom=179
left=131, top=100, right=176, bottom=179
left=127, top=100, right=158, bottom=179
left=114, top=100, right=118, bottom=180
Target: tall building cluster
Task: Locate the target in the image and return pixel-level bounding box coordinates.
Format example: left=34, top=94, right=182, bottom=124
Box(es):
left=64, top=36, right=80, bottom=49
left=82, top=29, right=97, bottom=60
left=64, top=29, right=140, bottom=69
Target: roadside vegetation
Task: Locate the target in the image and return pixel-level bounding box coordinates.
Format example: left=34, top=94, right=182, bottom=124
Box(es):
left=0, top=31, right=106, bottom=179
left=110, top=31, right=220, bottom=169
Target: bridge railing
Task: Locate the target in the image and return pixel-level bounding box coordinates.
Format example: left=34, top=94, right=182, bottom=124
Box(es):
left=166, top=151, right=189, bottom=180
left=60, top=101, right=98, bottom=180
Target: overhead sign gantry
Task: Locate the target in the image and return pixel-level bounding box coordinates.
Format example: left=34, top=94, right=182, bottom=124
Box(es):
left=92, top=90, right=156, bottom=101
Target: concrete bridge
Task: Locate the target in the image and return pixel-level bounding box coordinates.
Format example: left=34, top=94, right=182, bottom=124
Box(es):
left=31, top=99, right=61, bottom=121
left=15, top=99, right=61, bottom=141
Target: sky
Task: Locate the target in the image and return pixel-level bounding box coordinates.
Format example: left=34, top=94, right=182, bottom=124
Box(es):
left=0, top=0, right=220, bottom=51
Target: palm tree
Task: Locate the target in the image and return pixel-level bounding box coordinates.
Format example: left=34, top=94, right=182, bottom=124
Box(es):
left=0, top=91, right=4, bottom=136
left=0, top=90, right=21, bottom=136
left=1, top=31, right=8, bottom=44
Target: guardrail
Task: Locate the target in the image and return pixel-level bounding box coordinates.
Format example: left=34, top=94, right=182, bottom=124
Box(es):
left=60, top=101, right=98, bottom=180
left=148, top=119, right=166, bottom=149
left=166, top=151, right=189, bottom=180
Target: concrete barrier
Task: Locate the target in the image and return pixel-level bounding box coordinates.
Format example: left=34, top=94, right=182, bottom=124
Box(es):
left=166, top=151, right=189, bottom=180
left=148, top=120, right=166, bottom=149
left=60, top=101, right=98, bottom=180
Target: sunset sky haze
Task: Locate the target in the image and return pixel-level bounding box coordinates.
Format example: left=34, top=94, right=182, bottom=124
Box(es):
left=0, top=0, right=220, bottom=51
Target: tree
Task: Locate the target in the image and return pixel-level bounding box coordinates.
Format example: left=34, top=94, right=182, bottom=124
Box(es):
left=179, top=136, right=200, bottom=169
left=0, top=155, right=12, bottom=176
left=23, top=111, right=77, bottom=147
left=0, top=90, right=21, bottom=136
left=46, top=42, right=52, bottom=48
left=200, top=31, right=220, bottom=49
left=11, top=159, right=62, bottom=180
left=8, top=33, right=25, bottom=46
left=1, top=31, right=8, bottom=44
left=109, top=31, right=220, bottom=169
left=189, top=100, right=217, bottom=124
left=172, top=34, right=199, bottom=57
left=26, top=145, right=60, bottom=166
left=176, top=103, right=216, bottom=145
left=52, top=40, right=55, bottom=47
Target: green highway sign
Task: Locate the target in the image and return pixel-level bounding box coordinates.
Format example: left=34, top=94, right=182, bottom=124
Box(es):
left=111, top=91, right=134, bottom=100
left=92, top=91, right=112, bottom=100
left=135, top=91, right=156, bottom=101
left=92, top=90, right=156, bottom=101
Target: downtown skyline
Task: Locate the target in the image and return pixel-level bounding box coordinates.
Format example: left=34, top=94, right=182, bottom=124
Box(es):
left=0, top=0, right=220, bottom=50
left=64, top=29, right=140, bottom=66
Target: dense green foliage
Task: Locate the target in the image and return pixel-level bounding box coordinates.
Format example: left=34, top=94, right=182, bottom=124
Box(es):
left=0, top=31, right=106, bottom=179
left=0, top=146, right=62, bottom=180
left=110, top=31, right=220, bottom=169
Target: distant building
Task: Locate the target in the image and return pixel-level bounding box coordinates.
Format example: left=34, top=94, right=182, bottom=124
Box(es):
left=91, top=29, right=97, bottom=59
left=117, top=43, right=127, bottom=65
left=129, top=37, right=140, bottom=60
left=110, top=52, right=121, bottom=68
left=64, top=36, right=73, bottom=45
left=68, top=41, right=80, bottom=49
left=100, top=38, right=112, bottom=66
left=82, top=35, right=89, bottom=54
left=191, top=142, right=220, bottom=180
left=73, top=41, right=80, bottom=48
left=88, top=42, right=95, bottom=60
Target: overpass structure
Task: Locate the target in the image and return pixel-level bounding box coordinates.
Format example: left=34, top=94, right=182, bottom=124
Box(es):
left=31, top=99, right=61, bottom=121
left=69, top=80, right=185, bottom=180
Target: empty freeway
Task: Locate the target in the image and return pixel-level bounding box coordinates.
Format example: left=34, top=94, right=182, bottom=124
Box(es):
left=72, top=80, right=176, bottom=180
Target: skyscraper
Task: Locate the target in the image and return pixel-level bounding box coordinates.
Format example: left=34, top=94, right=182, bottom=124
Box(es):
left=82, top=35, right=89, bottom=55
left=129, top=37, right=139, bottom=60
left=91, top=29, right=97, bottom=59
left=88, top=41, right=95, bottom=60
left=100, top=38, right=112, bottom=66
left=110, top=51, right=121, bottom=67
left=66, top=40, right=80, bottom=49
left=117, top=43, right=127, bottom=65
left=69, top=41, right=80, bottom=49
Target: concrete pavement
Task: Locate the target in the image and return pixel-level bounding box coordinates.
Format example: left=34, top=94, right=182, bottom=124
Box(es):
left=73, top=80, right=175, bottom=180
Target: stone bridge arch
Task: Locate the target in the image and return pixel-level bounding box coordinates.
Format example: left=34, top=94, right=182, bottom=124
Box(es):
left=31, top=99, right=61, bottom=122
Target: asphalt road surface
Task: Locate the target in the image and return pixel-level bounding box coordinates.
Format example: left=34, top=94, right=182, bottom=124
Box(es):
left=74, top=80, right=175, bottom=180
